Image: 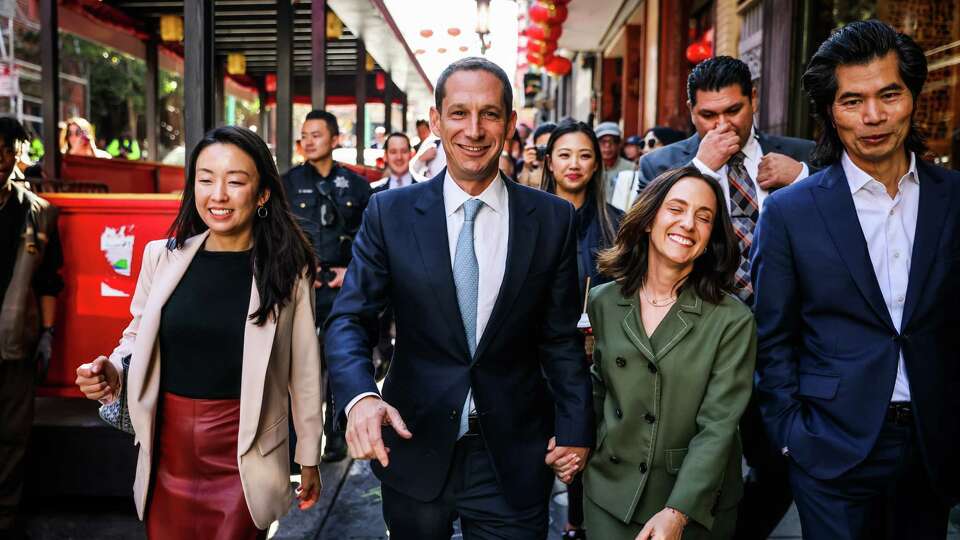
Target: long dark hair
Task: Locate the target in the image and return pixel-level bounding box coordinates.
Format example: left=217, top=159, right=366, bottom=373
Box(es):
left=540, top=119, right=618, bottom=246
left=596, top=166, right=739, bottom=304
left=167, top=126, right=316, bottom=325
left=801, top=20, right=928, bottom=167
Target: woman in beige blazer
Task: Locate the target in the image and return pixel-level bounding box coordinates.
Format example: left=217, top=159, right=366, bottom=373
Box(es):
left=75, top=126, right=323, bottom=539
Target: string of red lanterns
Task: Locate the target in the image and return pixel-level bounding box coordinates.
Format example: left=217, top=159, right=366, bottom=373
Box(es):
left=520, top=0, right=572, bottom=76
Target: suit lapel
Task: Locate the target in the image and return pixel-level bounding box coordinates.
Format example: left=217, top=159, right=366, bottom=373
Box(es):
left=474, top=178, right=537, bottom=363
left=902, top=161, right=949, bottom=327
left=812, top=164, right=895, bottom=330
left=412, top=172, right=471, bottom=360
left=620, top=298, right=657, bottom=365
left=237, top=278, right=278, bottom=456
left=653, top=291, right=701, bottom=360
left=679, top=134, right=700, bottom=161
left=757, top=132, right=782, bottom=155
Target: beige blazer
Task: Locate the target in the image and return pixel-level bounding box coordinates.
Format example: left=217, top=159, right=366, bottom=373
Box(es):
left=106, top=231, right=323, bottom=529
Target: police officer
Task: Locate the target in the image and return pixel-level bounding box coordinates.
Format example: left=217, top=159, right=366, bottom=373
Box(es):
left=283, top=109, right=371, bottom=462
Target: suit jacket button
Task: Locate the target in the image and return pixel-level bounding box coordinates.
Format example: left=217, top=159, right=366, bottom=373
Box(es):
left=609, top=455, right=620, bottom=464
left=639, top=462, right=648, bottom=473
left=648, top=362, right=658, bottom=374
left=644, top=413, right=656, bottom=424
left=449, top=410, right=458, bottom=420
left=615, top=408, right=623, bottom=418
left=616, top=357, right=626, bottom=367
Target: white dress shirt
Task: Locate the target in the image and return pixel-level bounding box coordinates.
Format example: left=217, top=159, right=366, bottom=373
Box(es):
left=388, top=171, right=414, bottom=190
left=842, top=151, right=919, bottom=403
left=692, top=127, right=809, bottom=209
left=344, top=172, right=510, bottom=420
left=411, top=137, right=447, bottom=180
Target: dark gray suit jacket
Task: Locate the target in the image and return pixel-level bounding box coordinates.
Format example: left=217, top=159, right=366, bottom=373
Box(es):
left=637, top=132, right=815, bottom=190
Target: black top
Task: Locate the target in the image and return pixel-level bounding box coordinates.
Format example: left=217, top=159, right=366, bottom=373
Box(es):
left=0, top=186, right=64, bottom=306
left=159, top=248, right=253, bottom=399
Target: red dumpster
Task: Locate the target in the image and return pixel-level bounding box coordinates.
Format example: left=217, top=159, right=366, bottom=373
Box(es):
left=38, top=193, right=181, bottom=398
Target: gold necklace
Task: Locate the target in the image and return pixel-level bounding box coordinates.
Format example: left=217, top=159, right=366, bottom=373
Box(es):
left=639, top=283, right=677, bottom=307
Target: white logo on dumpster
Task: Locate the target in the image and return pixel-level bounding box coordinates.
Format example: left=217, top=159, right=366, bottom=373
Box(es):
left=100, top=226, right=135, bottom=297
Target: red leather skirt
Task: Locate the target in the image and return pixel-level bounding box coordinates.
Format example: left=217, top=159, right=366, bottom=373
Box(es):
left=146, top=392, right=265, bottom=540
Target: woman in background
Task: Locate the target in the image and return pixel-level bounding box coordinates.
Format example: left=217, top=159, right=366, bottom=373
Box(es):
left=58, top=117, right=112, bottom=159
left=541, top=119, right=623, bottom=539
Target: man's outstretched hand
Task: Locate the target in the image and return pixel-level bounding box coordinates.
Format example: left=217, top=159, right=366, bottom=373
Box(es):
left=345, top=396, right=413, bottom=467
left=545, top=436, right=590, bottom=484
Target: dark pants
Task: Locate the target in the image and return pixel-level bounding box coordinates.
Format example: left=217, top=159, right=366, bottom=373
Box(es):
left=566, top=472, right=584, bottom=527
left=788, top=415, right=948, bottom=540
left=0, top=358, right=35, bottom=534
left=734, top=395, right=793, bottom=540
left=381, top=434, right=549, bottom=540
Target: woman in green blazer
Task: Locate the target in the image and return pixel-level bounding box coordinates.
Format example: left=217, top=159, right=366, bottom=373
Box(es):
left=580, top=166, right=756, bottom=539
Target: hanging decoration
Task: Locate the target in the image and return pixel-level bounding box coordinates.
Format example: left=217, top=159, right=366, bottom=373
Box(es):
left=526, top=50, right=553, bottom=68
left=528, top=1, right=568, bottom=25
left=326, top=10, right=343, bottom=40
left=524, top=22, right=562, bottom=42
left=685, top=28, right=714, bottom=64
left=365, top=53, right=375, bottom=72
left=545, top=55, right=572, bottom=77
left=226, top=52, right=246, bottom=76
left=375, top=71, right=386, bottom=92
left=159, top=15, right=183, bottom=43
left=526, top=38, right=557, bottom=56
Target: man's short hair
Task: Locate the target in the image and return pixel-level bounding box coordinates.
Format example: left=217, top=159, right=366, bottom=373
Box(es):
left=304, top=109, right=339, bottom=137
left=801, top=19, right=927, bottom=166
left=435, top=57, right=513, bottom=116
left=686, top=56, right=753, bottom=105
left=532, top=122, right=558, bottom=143
left=415, top=119, right=429, bottom=128
left=384, top=132, right=411, bottom=152
left=0, top=116, right=29, bottom=152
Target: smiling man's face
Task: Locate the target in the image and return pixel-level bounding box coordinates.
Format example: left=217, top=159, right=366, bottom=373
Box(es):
left=430, top=69, right=516, bottom=185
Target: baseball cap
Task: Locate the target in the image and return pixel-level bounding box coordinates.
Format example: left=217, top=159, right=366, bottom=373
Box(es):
left=625, top=135, right=642, bottom=146
left=595, top=122, right=622, bottom=139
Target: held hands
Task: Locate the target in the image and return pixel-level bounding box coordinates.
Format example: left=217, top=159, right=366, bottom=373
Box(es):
left=545, top=436, right=590, bottom=484
left=75, top=355, right=121, bottom=402
left=695, top=122, right=741, bottom=172
left=345, top=396, right=413, bottom=467
left=295, top=465, right=322, bottom=510
left=635, top=507, right=688, bottom=540
left=313, top=266, right=347, bottom=289
left=757, top=152, right=803, bottom=190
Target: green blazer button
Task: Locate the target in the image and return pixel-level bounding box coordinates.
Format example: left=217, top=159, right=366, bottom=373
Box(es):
left=616, top=357, right=626, bottom=367
left=644, top=413, right=656, bottom=423
left=609, top=455, right=620, bottom=464
left=639, top=462, right=648, bottom=473
left=647, top=362, right=658, bottom=374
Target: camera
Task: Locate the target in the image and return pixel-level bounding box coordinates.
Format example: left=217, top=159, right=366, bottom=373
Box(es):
left=535, top=145, right=547, bottom=162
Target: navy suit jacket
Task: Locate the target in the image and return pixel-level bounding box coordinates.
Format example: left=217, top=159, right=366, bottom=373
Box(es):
left=325, top=170, right=595, bottom=508
left=751, top=159, right=960, bottom=501
left=638, top=132, right=815, bottom=189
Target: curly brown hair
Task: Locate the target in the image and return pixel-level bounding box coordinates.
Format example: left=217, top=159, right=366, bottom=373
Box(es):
left=596, top=166, right=739, bottom=304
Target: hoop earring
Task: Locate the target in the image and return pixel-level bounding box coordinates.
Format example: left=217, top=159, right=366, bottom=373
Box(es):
left=257, top=205, right=268, bottom=218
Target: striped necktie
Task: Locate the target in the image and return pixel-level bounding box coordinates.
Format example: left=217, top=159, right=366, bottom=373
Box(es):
left=727, top=152, right=758, bottom=305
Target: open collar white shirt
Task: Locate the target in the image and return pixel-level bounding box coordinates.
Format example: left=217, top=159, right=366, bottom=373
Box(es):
left=388, top=171, right=414, bottom=190
left=842, top=151, right=919, bottom=403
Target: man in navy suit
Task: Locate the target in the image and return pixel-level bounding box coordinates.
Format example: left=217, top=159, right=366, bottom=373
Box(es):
left=752, top=20, right=960, bottom=539
left=325, top=57, right=593, bottom=539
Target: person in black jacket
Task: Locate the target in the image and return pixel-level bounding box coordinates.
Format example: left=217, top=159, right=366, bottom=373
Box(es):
left=540, top=119, right=622, bottom=539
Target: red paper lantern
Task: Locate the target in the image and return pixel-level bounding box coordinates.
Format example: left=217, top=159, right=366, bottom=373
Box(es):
left=526, top=38, right=557, bottom=55
left=529, top=1, right=568, bottom=25
left=526, top=50, right=553, bottom=67
left=375, top=71, right=386, bottom=92
left=545, top=55, right=572, bottom=77
left=447, top=27, right=461, bottom=36
left=525, top=22, right=562, bottom=41
left=265, top=73, right=277, bottom=93
left=419, top=29, right=433, bottom=38
left=685, top=41, right=712, bottom=64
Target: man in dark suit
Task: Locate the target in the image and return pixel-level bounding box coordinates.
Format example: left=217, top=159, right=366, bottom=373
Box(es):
left=325, top=57, right=594, bottom=539
left=370, top=132, right=415, bottom=195
left=752, top=20, right=960, bottom=539
left=634, top=56, right=814, bottom=539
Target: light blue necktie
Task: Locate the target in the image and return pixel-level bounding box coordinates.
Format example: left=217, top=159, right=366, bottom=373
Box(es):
left=454, top=199, right=483, bottom=438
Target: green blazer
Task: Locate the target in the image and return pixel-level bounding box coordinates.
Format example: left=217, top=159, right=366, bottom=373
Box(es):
left=583, top=282, right=756, bottom=531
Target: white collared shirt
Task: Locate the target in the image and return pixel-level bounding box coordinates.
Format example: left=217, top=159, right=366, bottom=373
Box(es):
left=344, top=171, right=510, bottom=419
left=389, top=171, right=413, bottom=190
left=692, top=127, right=809, bottom=209
left=842, top=151, right=919, bottom=403
left=442, top=171, right=510, bottom=347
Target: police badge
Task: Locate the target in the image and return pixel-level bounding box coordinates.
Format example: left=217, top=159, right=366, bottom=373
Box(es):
left=334, top=175, right=350, bottom=189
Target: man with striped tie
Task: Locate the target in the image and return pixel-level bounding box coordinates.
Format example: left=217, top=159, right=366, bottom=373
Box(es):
left=637, top=56, right=814, bottom=539
left=325, top=57, right=593, bottom=539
